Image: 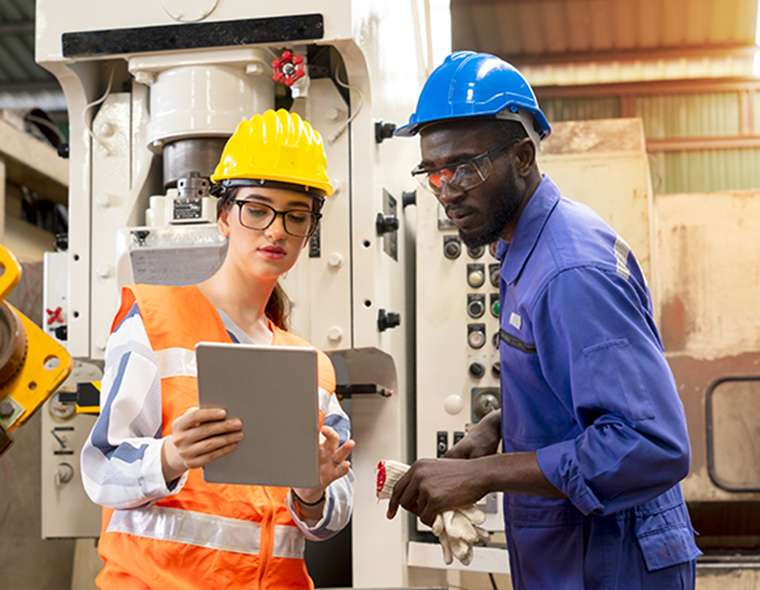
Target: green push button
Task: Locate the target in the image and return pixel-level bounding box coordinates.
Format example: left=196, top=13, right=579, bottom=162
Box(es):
left=491, top=300, right=500, bottom=317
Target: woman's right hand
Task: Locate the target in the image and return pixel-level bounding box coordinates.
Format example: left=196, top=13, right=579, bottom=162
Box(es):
left=161, top=406, right=244, bottom=484
left=444, top=409, right=501, bottom=460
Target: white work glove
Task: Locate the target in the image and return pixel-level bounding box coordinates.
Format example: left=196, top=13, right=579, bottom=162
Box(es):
left=376, top=459, right=409, bottom=500
left=376, top=459, right=491, bottom=566
left=433, top=506, right=490, bottom=565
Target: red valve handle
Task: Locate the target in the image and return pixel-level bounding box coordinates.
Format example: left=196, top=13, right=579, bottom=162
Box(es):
left=272, top=50, right=307, bottom=87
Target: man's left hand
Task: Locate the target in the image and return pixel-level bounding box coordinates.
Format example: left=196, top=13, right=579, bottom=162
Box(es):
left=386, top=458, right=489, bottom=526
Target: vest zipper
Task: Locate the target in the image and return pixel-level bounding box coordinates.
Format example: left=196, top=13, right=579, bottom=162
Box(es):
left=257, top=487, right=276, bottom=589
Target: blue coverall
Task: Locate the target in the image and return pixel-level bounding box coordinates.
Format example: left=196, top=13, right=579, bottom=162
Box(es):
left=496, top=176, right=700, bottom=589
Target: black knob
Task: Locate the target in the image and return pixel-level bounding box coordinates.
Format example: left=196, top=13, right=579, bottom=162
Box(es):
left=133, top=230, right=151, bottom=246
left=375, top=121, right=397, bottom=143
left=55, top=233, right=69, bottom=252
left=492, top=362, right=501, bottom=377
left=54, top=325, right=68, bottom=341
left=0, top=400, right=15, bottom=419
left=402, top=190, right=417, bottom=208
left=468, top=246, right=485, bottom=259
left=469, top=362, right=485, bottom=378
left=57, top=143, right=70, bottom=159
left=377, top=309, right=401, bottom=332
left=443, top=236, right=462, bottom=260
left=489, top=263, right=500, bottom=287
left=467, top=298, right=485, bottom=319
left=376, top=213, right=400, bottom=236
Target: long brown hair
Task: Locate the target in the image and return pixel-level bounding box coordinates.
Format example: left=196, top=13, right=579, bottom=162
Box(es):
left=216, top=187, right=292, bottom=330
left=265, top=282, right=290, bottom=330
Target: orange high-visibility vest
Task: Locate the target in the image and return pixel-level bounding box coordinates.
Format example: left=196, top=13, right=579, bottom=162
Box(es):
left=96, top=284, right=336, bottom=590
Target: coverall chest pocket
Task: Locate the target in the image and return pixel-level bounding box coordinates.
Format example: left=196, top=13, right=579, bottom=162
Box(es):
left=499, top=328, right=536, bottom=354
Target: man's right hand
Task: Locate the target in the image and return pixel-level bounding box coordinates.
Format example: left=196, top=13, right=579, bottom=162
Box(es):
left=161, top=406, right=244, bottom=484
left=445, top=409, right=501, bottom=460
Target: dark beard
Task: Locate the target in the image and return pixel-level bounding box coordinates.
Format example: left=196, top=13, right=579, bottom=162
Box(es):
left=458, top=172, right=523, bottom=248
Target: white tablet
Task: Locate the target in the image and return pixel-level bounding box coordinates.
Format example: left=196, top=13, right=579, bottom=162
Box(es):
left=196, top=342, right=320, bottom=488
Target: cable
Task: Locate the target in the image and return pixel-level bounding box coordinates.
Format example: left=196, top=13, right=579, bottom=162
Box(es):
left=422, top=0, right=434, bottom=75
left=489, top=572, right=499, bottom=590
left=24, top=114, right=65, bottom=144
left=161, top=0, right=220, bottom=23
left=83, top=68, right=114, bottom=156
left=328, top=65, right=364, bottom=145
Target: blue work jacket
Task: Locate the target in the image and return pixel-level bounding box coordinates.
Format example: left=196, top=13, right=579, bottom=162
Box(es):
left=496, top=176, right=700, bottom=590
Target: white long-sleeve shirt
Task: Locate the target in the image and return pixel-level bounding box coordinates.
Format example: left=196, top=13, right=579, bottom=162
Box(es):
left=81, top=303, right=353, bottom=541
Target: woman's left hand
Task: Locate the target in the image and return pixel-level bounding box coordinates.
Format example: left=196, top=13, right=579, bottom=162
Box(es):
left=293, top=425, right=355, bottom=504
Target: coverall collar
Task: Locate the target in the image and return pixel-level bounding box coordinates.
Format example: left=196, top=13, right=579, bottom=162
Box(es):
left=498, top=175, right=561, bottom=285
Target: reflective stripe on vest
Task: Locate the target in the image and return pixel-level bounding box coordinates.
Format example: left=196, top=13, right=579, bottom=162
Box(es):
left=272, top=525, right=306, bottom=559
left=107, top=506, right=304, bottom=558
left=155, top=348, right=196, bottom=378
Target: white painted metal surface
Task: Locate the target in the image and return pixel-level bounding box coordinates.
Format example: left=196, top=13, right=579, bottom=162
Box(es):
left=128, top=49, right=274, bottom=147
left=408, top=541, right=510, bottom=575
left=42, top=253, right=102, bottom=539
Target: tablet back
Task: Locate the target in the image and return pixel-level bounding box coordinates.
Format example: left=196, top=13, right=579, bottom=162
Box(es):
left=196, top=342, right=320, bottom=488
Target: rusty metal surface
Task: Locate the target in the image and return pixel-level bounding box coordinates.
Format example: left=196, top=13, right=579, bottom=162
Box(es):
left=669, top=353, right=760, bottom=504
left=539, top=118, right=655, bottom=286
left=656, top=190, right=760, bottom=513
left=542, top=118, right=646, bottom=155
left=656, top=191, right=760, bottom=359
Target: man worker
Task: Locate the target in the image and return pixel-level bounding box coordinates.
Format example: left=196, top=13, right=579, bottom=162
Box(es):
left=387, top=51, right=700, bottom=589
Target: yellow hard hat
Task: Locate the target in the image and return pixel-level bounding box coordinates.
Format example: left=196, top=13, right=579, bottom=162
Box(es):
left=210, top=109, right=334, bottom=197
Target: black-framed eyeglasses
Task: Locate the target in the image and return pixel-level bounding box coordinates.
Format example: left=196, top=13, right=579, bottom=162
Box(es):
left=234, top=200, right=321, bottom=238
left=410, top=142, right=518, bottom=195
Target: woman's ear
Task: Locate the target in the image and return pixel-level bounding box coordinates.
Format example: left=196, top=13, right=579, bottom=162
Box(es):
left=218, top=207, right=231, bottom=238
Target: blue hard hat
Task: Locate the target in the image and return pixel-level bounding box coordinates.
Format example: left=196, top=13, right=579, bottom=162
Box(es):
left=396, top=51, right=551, bottom=140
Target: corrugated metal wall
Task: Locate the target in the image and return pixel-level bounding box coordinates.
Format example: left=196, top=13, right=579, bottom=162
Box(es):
left=539, top=91, right=760, bottom=194
left=452, top=0, right=757, bottom=61
left=649, top=149, right=760, bottom=193
left=634, top=93, right=740, bottom=138
left=0, top=0, right=44, bottom=88
left=542, top=97, right=621, bottom=123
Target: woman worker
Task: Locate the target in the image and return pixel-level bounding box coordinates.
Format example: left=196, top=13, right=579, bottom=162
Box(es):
left=81, top=109, right=355, bottom=589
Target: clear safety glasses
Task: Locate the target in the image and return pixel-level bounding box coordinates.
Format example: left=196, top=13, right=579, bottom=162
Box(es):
left=234, top=200, right=321, bottom=238
left=410, top=142, right=516, bottom=196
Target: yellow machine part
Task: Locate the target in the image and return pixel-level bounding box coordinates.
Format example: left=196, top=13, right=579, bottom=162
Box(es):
left=76, top=380, right=101, bottom=415
left=0, top=246, right=72, bottom=453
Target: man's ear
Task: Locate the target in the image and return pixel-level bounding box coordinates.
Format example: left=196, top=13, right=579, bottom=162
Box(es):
left=514, top=138, right=536, bottom=177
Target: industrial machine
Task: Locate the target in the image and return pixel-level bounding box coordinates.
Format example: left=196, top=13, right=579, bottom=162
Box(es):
left=0, top=245, right=72, bottom=455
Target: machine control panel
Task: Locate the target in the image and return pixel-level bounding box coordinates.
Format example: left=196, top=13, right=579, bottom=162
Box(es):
left=417, top=202, right=503, bottom=531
